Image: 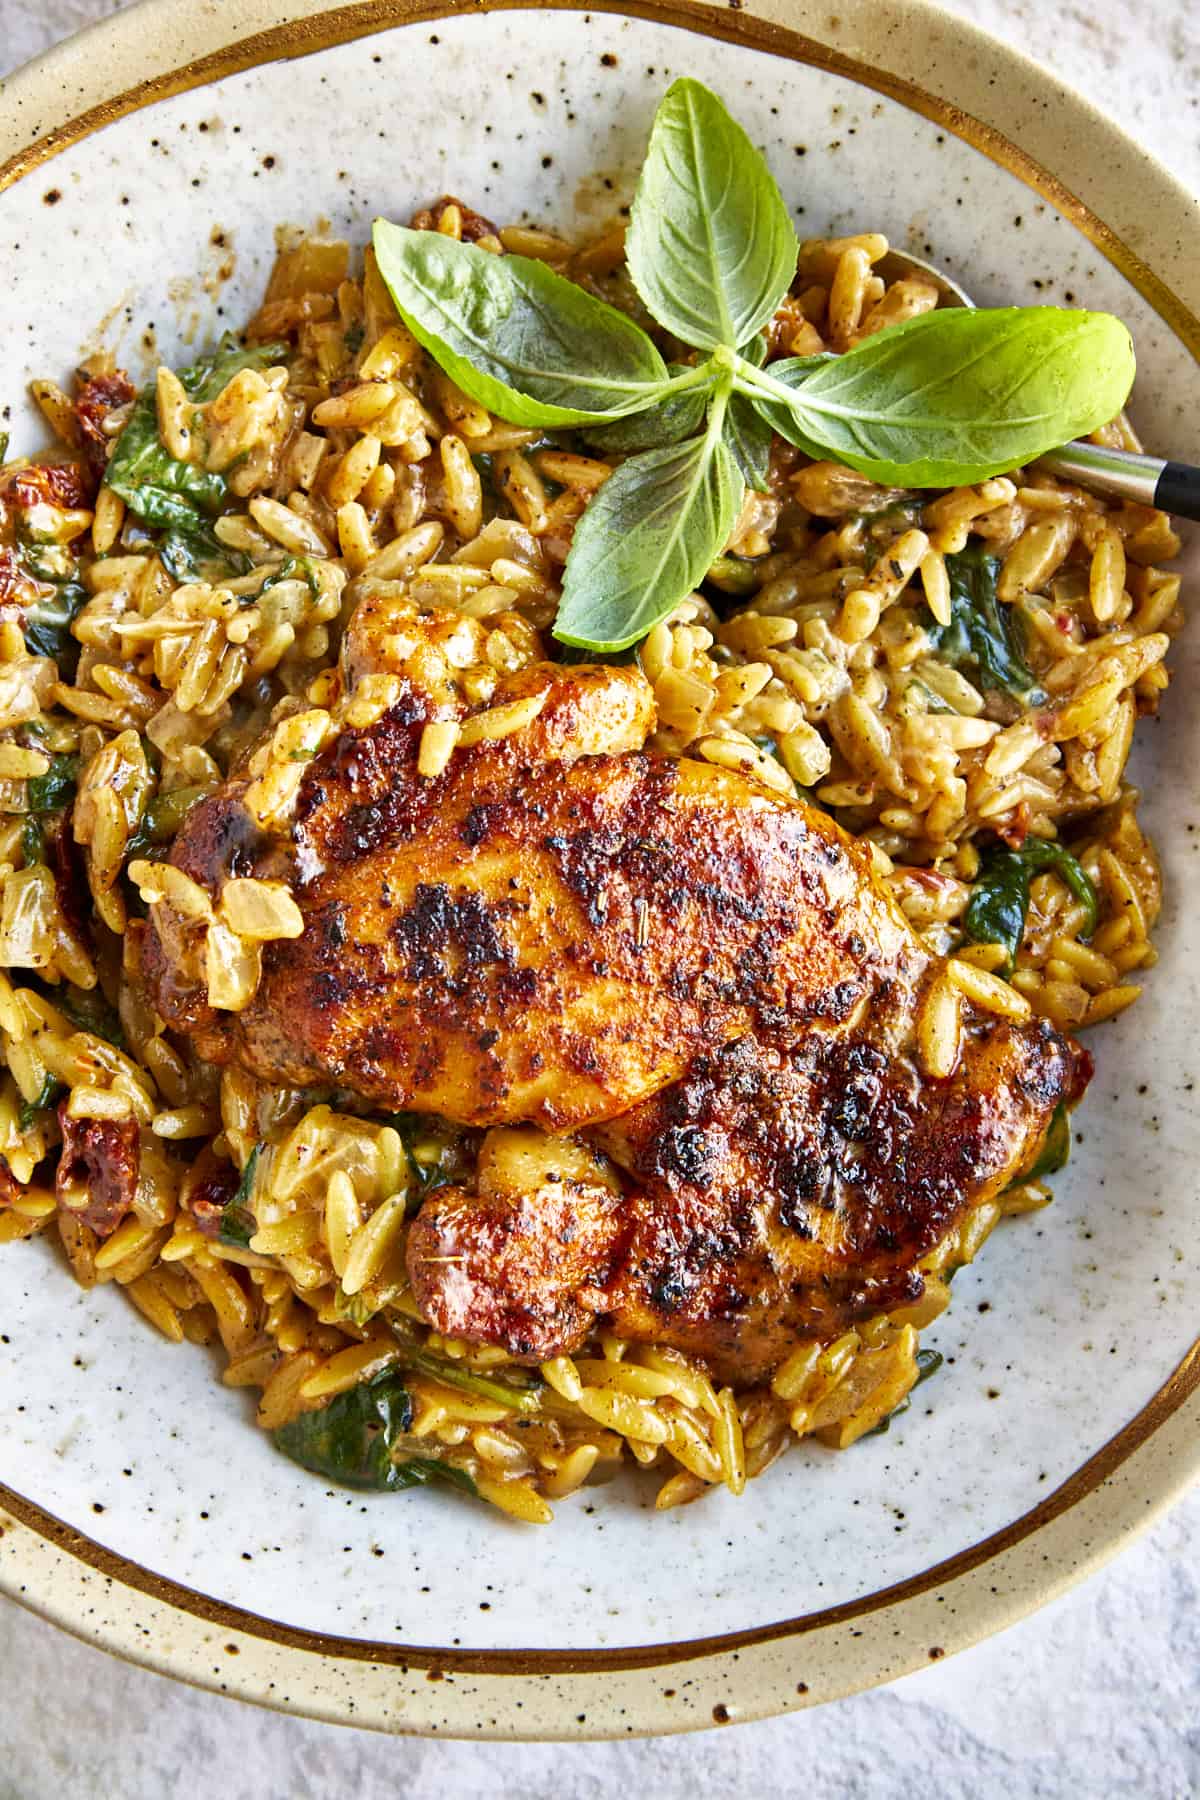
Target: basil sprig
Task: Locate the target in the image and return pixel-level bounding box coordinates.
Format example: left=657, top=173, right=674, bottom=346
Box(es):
left=373, top=78, right=1136, bottom=652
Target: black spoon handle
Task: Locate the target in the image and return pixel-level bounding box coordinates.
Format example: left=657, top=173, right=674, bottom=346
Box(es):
left=1037, top=442, right=1200, bottom=523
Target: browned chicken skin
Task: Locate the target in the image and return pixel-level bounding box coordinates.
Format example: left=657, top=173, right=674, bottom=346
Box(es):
left=144, top=607, right=1092, bottom=1382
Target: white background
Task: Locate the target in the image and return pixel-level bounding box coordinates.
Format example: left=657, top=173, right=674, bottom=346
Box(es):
left=1, top=1, right=1197, bottom=1793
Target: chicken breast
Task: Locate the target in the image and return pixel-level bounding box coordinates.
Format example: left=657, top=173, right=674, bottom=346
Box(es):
left=142, top=603, right=1093, bottom=1380
left=145, top=654, right=934, bottom=1132
left=408, top=990, right=1090, bottom=1382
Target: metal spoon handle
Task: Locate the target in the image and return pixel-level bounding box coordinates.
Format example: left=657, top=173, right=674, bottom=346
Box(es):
left=1037, top=442, right=1200, bottom=523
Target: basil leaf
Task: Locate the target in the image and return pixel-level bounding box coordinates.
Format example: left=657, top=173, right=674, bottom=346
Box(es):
left=554, top=435, right=741, bottom=652
left=107, top=336, right=287, bottom=536
left=722, top=392, right=772, bottom=493
left=218, top=1142, right=261, bottom=1248
left=745, top=308, right=1135, bottom=485
left=626, top=78, right=798, bottom=351
left=925, top=543, right=1045, bottom=705
left=582, top=382, right=709, bottom=455
left=962, top=839, right=1099, bottom=973
left=371, top=221, right=671, bottom=425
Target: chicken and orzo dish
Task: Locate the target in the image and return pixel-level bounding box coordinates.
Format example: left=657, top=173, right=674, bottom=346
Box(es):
left=0, top=82, right=1180, bottom=1521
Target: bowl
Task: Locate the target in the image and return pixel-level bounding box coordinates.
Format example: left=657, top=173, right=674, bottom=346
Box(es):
left=0, top=0, right=1198, bottom=1739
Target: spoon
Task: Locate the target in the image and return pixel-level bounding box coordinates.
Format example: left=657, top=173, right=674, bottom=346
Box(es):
left=876, top=249, right=1200, bottom=522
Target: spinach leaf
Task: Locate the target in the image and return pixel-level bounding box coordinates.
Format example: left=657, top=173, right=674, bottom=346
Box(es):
left=1025, top=1101, right=1071, bottom=1180
left=22, top=581, right=87, bottom=671
left=218, top=1142, right=261, bottom=1248
left=157, top=525, right=251, bottom=585
left=924, top=543, right=1045, bottom=705
left=371, top=221, right=673, bottom=426
left=124, top=784, right=208, bottom=862
left=57, top=983, right=126, bottom=1047
left=26, top=752, right=79, bottom=814
left=735, top=307, right=1135, bottom=486
left=862, top=1346, right=944, bottom=1438
left=963, top=838, right=1099, bottom=972
left=18, top=1072, right=65, bottom=1130
left=626, top=77, right=797, bottom=352
left=382, top=1110, right=470, bottom=1204
left=21, top=816, right=44, bottom=865
left=273, top=1369, right=479, bottom=1495
left=407, top=1349, right=542, bottom=1414
left=706, top=554, right=763, bottom=596
left=258, top=554, right=321, bottom=599
left=106, top=336, right=287, bottom=540
left=554, top=430, right=741, bottom=651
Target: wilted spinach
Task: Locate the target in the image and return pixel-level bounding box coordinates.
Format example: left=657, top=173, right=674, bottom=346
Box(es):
left=124, top=783, right=209, bottom=862
left=105, top=335, right=288, bottom=560
left=25, top=751, right=79, bottom=814
left=273, top=1368, right=478, bottom=1495
left=923, top=544, right=1045, bottom=705
left=962, top=837, right=1098, bottom=972
left=57, top=982, right=126, bottom=1048
left=21, top=581, right=87, bottom=673
left=1024, top=1101, right=1071, bottom=1180
left=18, top=1071, right=66, bottom=1131
left=863, top=1346, right=945, bottom=1439
left=218, top=1143, right=261, bottom=1248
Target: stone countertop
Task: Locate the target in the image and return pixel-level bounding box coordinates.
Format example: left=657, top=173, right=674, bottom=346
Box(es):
left=1, top=0, right=1198, bottom=1793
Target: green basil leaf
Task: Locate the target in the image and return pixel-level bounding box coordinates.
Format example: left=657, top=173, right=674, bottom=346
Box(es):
left=747, top=308, right=1135, bottom=485
left=582, top=382, right=709, bottom=455
left=925, top=543, right=1045, bottom=706
left=722, top=392, right=772, bottom=492
left=554, top=435, right=741, bottom=652
left=962, top=839, right=1098, bottom=973
left=626, top=78, right=798, bottom=351
left=371, top=220, right=671, bottom=425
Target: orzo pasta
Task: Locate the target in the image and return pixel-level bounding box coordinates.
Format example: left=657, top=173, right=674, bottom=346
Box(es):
left=0, top=169, right=1179, bottom=1520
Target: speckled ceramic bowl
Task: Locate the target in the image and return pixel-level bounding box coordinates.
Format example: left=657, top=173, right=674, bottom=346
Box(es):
left=0, top=0, right=1198, bottom=1740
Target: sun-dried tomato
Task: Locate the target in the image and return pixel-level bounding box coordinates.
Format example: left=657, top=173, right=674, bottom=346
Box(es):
left=416, top=194, right=498, bottom=243
left=1, top=459, right=96, bottom=511
left=187, top=1155, right=240, bottom=1239
left=56, top=1104, right=140, bottom=1239
left=74, top=370, right=136, bottom=480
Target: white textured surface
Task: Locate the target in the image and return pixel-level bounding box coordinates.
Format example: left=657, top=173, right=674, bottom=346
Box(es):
left=1, top=0, right=1198, bottom=1789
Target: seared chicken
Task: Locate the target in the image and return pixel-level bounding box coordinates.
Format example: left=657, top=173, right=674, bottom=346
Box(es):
left=144, top=602, right=1092, bottom=1378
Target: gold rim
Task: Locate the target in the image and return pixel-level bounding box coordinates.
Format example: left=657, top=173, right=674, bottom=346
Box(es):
left=1, top=0, right=1198, bottom=357
left=2, top=1337, right=1197, bottom=1675
left=1, top=0, right=1197, bottom=1704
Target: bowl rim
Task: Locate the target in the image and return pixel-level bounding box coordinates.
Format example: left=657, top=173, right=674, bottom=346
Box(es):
left=0, top=0, right=1197, bottom=1740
